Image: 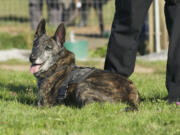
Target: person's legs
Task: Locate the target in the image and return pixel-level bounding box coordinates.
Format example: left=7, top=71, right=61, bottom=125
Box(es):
left=46, top=0, right=62, bottom=26
left=165, top=0, right=180, bottom=102
left=104, top=0, right=153, bottom=77
left=79, top=0, right=91, bottom=27
left=29, top=0, right=43, bottom=30
left=93, top=1, right=104, bottom=35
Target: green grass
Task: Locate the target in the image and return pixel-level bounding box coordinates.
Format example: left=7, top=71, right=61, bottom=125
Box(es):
left=0, top=59, right=29, bottom=65
left=0, top=60, right=180, bottom=135
left=0, top=0, right=28, bottom=17
left=0, top=26, right=71, bottom=49
left=89, top=45, right=107, bottom=58
left=0, top=32, right=29, bottom=49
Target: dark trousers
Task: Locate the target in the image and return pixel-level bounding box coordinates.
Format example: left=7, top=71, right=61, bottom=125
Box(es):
left=29, top=0, right=62, bottom=30
left=104, top=0, right=180, bottom=100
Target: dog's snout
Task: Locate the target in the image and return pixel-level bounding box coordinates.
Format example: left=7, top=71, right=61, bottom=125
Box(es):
left=29, top=54, right=36, bottom=63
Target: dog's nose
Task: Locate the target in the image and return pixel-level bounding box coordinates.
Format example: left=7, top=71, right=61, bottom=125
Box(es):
left=29, top=54, right=36, bottom=63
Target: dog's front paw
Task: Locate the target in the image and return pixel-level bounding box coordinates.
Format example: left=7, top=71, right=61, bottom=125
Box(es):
left=37, top=100, right=42, bottom=107
left=125, top=105, right=138, bottom=112
left=37, top=96, right=44, bottom=107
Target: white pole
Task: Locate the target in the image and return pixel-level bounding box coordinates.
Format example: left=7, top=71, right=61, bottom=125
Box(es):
left=154, top=0, right=161, bottom=53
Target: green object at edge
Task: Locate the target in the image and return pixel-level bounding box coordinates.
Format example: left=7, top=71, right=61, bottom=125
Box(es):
left=64, top=40, right=88, bottom=60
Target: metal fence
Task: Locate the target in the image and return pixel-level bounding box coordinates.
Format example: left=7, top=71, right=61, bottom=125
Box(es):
left=0, top=0, right=169, bottom=53
left=148, top=0, right=168, bottom=53
left=0, top=0, right=114, bottom=35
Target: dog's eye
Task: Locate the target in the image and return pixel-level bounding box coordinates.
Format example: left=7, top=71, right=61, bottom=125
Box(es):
left=45, top=46, right=52, bottom=50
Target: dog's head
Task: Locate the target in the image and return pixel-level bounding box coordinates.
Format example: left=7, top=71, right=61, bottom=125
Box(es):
left=29, top=19, right=66, bottom=77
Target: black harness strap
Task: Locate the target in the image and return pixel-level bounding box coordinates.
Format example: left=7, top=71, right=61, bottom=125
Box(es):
left=57, top=67, right=95, bottom=101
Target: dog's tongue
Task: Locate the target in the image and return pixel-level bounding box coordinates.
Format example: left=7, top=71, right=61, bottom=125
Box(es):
left=30, top=65, right=41, bottom=74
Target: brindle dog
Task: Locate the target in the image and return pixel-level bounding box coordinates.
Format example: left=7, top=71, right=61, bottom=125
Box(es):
left=29, top=19, right=139, bottom=110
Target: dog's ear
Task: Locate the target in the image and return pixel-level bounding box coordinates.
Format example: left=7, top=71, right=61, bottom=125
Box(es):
left=54, top=23, right=66, bottom=45
left=35, top=19, right=46, bottom=36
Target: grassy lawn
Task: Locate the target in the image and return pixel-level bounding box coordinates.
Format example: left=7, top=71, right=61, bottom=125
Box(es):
left=1, top=1, right=178, bottom=135
left=0, top=60, right=179, bottom=135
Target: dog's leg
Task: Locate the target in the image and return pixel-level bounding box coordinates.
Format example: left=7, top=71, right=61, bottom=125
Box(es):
left=37, top=90, right=41, bottom=106
left=75, top=83, right=97, bottom=107
left=75, top=83, right=114, bottom=107
left=37, top=90, right=44, bottom=106
left=79, top=2, right=90, bottom=27
left=126, top=84, right=139, bottom=111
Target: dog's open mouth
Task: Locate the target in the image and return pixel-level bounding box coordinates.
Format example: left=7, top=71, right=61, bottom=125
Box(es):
left=30, top=64, right=42, bottom=74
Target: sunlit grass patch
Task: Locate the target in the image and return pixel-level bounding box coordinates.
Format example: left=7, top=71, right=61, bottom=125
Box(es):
left=0, top=60, right=179, bottom=135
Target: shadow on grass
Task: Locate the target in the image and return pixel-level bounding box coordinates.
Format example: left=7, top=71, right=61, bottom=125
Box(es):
left=0, top=16, right=29, bottom=23
left=139, top=95, right=167, bottom=103
left=0, top=81, right=168, bottom=108
left=75, top=33, right=107, bottom=39
left=0, top=82, right=38, bottom=106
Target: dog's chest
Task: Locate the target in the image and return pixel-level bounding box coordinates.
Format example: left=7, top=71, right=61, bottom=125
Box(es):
left=37, top=66, right=95, bottom=105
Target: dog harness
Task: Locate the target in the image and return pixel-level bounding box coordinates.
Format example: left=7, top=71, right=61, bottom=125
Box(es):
left=57, top=66, right=95, bottom=101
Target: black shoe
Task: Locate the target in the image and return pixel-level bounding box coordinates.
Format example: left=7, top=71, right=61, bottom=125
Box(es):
left=168, top=96, right=180, bottom=106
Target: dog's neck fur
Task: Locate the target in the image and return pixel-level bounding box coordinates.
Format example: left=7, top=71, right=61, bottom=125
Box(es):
left=37, top=49, right=75, bottom=105
left=37, top=48, right=75, bottom=79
